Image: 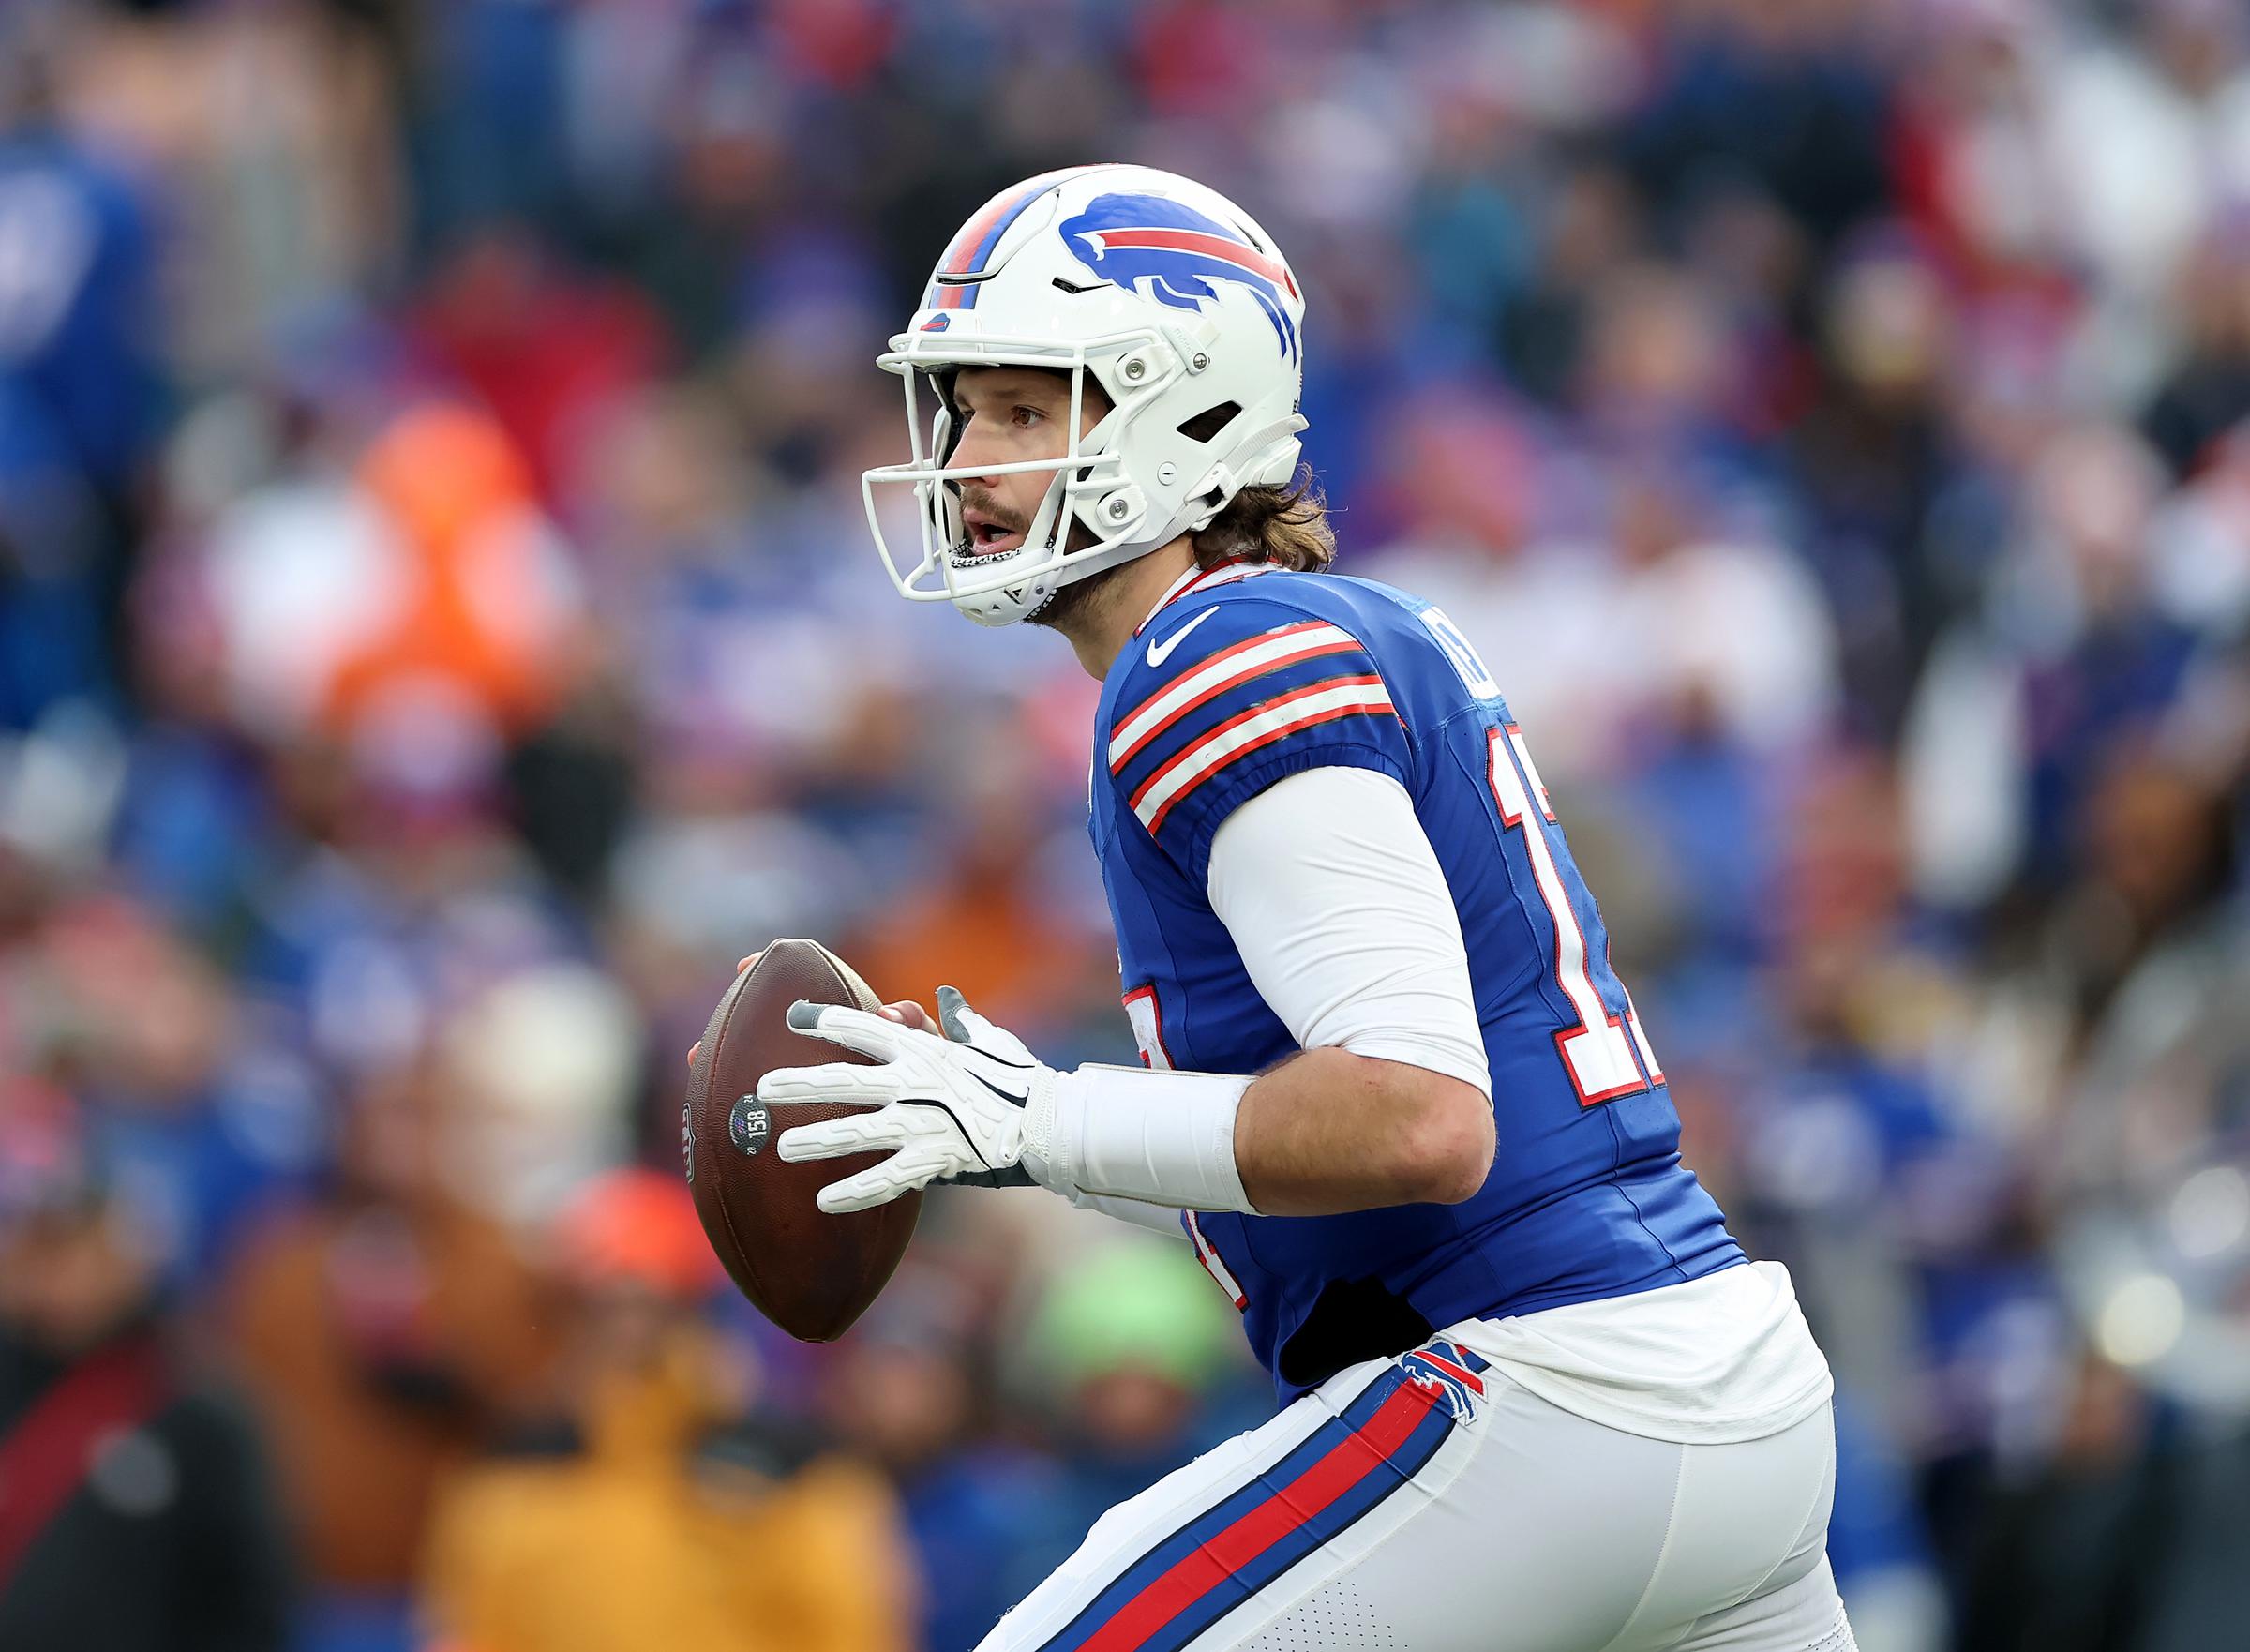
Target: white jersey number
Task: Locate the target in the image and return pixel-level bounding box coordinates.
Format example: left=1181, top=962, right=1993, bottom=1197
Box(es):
left=1122, top=984, right=1175, bottom=1072
left=1486, top=725, right=1665, bottom=1104
left=1419, top=606, right=1502, bottom=700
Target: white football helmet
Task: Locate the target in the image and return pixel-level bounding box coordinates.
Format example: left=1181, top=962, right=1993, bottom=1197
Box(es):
left=861, top=164, right=1309, bottom=627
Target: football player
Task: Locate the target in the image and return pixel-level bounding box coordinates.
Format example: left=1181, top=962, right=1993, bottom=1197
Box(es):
left=751, top=165, right=1855, bottom=1652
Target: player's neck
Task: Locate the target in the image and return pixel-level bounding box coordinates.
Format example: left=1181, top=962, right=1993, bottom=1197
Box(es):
left=1049, top=536, right=1199, bottom=680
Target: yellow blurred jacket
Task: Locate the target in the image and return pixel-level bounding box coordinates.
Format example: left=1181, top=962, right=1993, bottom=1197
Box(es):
left=422, top=1335, right=915, bottom=1652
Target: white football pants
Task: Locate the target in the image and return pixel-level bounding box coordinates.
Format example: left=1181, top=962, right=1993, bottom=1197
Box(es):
left=978, top=1329, right=1856, bottom=1652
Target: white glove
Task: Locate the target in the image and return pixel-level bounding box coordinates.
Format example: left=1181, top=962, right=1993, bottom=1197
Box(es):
left=764, top=986, right=1059, bottom=1213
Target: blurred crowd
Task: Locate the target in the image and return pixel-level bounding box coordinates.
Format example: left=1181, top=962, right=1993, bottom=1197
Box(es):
left=4, top=0, right=2250, bottom=1649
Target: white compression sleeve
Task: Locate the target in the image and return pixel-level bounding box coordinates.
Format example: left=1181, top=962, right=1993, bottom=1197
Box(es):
left=1205, top=765, right=1491, bottom=1096
left=1032, top=766, right=1488, bottom=1219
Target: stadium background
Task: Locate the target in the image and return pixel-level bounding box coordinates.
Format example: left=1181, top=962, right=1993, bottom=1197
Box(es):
left=4, top=0, right=2250, bottom=1648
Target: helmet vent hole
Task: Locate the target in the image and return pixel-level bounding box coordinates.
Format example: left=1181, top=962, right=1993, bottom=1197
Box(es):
left=1177, top=402, right=1241, bottom=443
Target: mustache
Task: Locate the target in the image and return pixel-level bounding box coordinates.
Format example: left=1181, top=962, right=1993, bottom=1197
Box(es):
left=955, top=485, right=1029, bottom=535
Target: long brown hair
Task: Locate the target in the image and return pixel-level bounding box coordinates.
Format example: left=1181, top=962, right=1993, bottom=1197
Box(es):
left=1189, top=469, right=1336, bottom=572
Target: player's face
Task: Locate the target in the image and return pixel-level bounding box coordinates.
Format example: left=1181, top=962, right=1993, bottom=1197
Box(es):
left=947, top=367, right=1111, bottom=563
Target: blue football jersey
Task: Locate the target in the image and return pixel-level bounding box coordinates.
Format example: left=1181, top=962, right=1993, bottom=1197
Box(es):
left=1091, top=565, right=1745, bottom=1403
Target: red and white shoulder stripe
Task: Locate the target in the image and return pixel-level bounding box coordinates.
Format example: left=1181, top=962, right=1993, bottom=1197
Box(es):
left=1126, top=673, right=1396, bottom=834
left=1109, top=620, right=1367, bottom=772
left=1110, top=576, right=1405, bottom=839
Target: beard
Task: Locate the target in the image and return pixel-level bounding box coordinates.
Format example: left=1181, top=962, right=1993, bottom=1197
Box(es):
left=1026, top=511, right=1136, bottom=631
left=949, top=482, right=1128, bottom=633
left=1027, top=561, right=1124, bottom=631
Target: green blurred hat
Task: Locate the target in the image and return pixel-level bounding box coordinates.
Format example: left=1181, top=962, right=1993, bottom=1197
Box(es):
left=1026, top=1239, right=1239, bottom=1392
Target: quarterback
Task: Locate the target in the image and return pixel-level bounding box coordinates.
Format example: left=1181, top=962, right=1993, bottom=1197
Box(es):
left=755, top=166, right=1855, bottom=1652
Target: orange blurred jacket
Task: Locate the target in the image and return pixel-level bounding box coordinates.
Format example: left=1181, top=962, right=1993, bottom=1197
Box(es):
left=224, top=1198, right=560, bottom=1592
left=422, top=1330, right=914, bottom=1652
left=322, top=401, right=583, bottom=739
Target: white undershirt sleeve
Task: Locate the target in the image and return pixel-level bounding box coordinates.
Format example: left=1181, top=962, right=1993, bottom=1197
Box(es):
left=1040, top=763, right=1486, bottom=1229
left=1205, top=765, right=1492, bottom=1098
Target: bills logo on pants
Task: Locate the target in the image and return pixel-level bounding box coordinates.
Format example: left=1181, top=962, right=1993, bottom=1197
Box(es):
left=1400, top=1339, right=1486, bottom=1423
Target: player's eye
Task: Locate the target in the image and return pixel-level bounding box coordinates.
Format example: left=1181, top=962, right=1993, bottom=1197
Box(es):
left=1011, top=405, right=1043, bottom=428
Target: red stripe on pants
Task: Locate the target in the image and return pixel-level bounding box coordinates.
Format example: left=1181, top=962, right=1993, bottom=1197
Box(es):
left=1077, top=1377, right=1440, bottom=1652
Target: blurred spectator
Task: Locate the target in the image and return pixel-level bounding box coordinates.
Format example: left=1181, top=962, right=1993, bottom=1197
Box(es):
left=1986, top=739, right=2242, bottom=1198
left=406, top=232, right=667, bottom=503
left=0, top=1079, right=292, bottom=1652
left=1626, top=0, right=1894, bottom=252
left=821, top=1258, right=1073, bottom=1652
left=324, top=400, right=587, bottom=753
left=1016, top=1239, right=1254, bottom=1566
left=0, top=14, right=159, bottom=726
left=2142, top=222, right=2250, bottom=476
left=422, top=1169, right=913, bottom=1652
left=1376, top=441, right=1837, bottom=783
left=68, top=896, right=322, bottom=1284
left=56, top=0, right=400, bottom=380
left=1955, top=1353, right=2250, bottom=1652
left=845, top=724, right=1116, bottom=1044
left=1789, top=231, right=1972, bottom=725
left=222, top=1057, right=561, bottom=1652
left=2148, top=415, right=2250, bottom=638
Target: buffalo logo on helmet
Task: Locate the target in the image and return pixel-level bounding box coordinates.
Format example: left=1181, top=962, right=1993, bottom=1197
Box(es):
left=1059, top=192, right=1300, bottom=362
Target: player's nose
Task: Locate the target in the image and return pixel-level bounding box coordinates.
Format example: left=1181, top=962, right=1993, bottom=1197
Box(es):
left=948, top=422, right=1007, bottom=483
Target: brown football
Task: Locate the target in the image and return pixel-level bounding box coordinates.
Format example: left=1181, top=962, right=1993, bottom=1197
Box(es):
left=682, top=939, right=921, bottom=1341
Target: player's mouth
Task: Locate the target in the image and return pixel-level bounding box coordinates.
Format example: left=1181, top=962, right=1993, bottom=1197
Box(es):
left=959, top=502, right=1028, bottom=559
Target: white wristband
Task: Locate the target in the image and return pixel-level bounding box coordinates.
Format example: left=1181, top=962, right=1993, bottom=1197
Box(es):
left=1025, top=1063, right=1256, bottom=1214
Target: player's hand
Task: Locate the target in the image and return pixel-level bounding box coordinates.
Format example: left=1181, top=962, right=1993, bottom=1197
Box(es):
left=762, top=987, right=1058, bottom=1213
left=685, top=954, right=935, bottom=1072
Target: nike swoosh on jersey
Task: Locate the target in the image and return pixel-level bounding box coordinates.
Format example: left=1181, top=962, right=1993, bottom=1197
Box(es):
left=1145, top=606, right=1221, bottom=668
